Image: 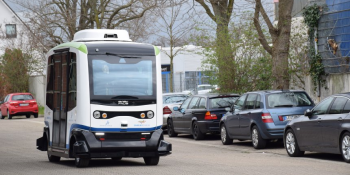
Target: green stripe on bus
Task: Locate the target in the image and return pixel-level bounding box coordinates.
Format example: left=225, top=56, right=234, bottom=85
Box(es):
left=51, top=42, right=88, bottom=54
left=154, top=46, right=160, bottom=56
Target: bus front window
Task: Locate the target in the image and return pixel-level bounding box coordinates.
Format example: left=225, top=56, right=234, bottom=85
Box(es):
left=89, top=55, right=156, bottom=100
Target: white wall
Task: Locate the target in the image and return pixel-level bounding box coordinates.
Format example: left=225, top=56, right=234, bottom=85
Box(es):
left=160, top=45, right=206, bottom=91
left=0, top=0, right=26, bottom=55
left=28, top=75, right=45, bottom=106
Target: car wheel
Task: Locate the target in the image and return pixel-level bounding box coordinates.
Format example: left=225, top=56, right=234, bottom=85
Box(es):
left=167, top=119, right=178, bottom=137
left=251, top=125, right=266, bottom=149
left=220, top=124, right=232, bottom=145
left=143, top=156, right=159, bottom=165
left=7, top=110, right=12, bottom=119
left=34, top=113, right=38, bottom=118
left=341, top=132, right=350, bottom=163
left=47, top=142, right=60, bottom=162
left=26, top=114, right=31, bottom=118
left=75, top=157, right=90, bottom=167
left=192, top=121, right=205, bottom=140
left=0, top=110, right=4, bottom=119
left=111, top=157, right=122, bottom=161
left=285, top=129, right=304, bottom=157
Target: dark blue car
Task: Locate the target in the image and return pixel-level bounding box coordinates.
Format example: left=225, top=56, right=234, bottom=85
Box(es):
left=220, top=90, right=314, bottom=149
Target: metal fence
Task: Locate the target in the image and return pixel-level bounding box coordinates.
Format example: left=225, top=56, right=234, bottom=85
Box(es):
left=318, top=0, right=350, bottom=74
left=162, top=71, right=212, bottom=93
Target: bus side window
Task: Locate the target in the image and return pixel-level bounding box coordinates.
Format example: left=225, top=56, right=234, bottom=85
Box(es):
left=68, top=53, right=77, bottom=111
left=46, top=56, right=54, bottom=110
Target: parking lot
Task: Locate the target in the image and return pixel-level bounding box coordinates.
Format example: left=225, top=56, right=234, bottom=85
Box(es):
left=0, top=116, right=348, bottom=175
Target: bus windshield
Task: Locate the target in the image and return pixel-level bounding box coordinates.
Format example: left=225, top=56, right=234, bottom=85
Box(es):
left=89, top=54, right=156, bottom=100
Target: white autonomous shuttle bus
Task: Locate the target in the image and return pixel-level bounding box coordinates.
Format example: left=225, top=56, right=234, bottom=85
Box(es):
left=36, top=29, right=172, bottom=167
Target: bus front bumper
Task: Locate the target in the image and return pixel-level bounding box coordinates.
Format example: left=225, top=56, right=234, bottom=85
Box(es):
left=72, top=129, right=172, bottom=158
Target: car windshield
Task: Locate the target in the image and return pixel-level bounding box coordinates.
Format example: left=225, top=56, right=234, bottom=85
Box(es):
left=267, top=92, right=313, bottom=108
left=210, top=97, right=239, bottom=108
left=163, top=95, right=188, bottom=104
left=12, top=95, right=33, bottom=101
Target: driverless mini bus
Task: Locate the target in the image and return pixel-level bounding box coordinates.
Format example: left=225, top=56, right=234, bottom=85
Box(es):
left=36, top=29, right=171, bottom=167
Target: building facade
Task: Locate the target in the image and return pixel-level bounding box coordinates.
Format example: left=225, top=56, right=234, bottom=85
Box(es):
left=160, top=45, right=210, bottom=93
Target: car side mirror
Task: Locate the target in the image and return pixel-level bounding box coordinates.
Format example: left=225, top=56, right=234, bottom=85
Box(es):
left=225, top=107, right=230, bottom=112
left=304, top=109, right=312, bottom=117
left=173, top=106, right=179, bottom=111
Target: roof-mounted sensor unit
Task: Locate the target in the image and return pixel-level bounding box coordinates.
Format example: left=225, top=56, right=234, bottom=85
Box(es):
left=73, top=29, right=132, bottom=42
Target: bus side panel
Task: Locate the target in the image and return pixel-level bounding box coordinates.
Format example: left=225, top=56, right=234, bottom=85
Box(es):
left=44, top=105, right=53, bottom=145
left=44, top=51, right=55, bottom=146
left=75, top=49, right=91, bottom=130
left=66, top=47, right=85, bottom=148
left=156, top=53, right=163, bottom=128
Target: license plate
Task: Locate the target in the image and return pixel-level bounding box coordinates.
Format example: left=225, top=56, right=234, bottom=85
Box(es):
left=20, top=103, right=29, bottom=106
left=283, top=116, right=294, bottom=121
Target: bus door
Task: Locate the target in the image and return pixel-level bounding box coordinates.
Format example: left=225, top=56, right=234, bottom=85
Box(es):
left=52, top=50, right=70, bottom=148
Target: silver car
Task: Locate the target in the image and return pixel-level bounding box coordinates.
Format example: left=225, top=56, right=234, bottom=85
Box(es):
left=162, top=93, right=190, bottom=128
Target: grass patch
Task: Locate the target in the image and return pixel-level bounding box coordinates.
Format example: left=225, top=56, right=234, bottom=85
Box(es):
left=39, top=106, right=44, bottom=115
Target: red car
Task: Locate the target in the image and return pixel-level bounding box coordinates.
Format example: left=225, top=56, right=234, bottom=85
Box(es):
left=0, top=93, right=39, bottom=119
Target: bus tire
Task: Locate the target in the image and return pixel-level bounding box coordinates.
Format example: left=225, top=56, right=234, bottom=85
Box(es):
left=143, top=156, right=159, bottom=165
left=47, top=141, right=60, bottom=162
left=75, top=157, right=89, bottom=167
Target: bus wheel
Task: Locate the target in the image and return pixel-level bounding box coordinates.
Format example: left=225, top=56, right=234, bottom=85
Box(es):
left=75, top=157, right=89, bottom=167
left=143, top=156, right=159, bottom=165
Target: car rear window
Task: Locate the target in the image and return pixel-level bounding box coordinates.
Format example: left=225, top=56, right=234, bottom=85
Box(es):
left=266, top=92, right=313, bottom=108
left=163, top=95, right=188, bottom=104
left=12, top=95, right=34, bottom=101
left=209, top=96, right=239, bottom=109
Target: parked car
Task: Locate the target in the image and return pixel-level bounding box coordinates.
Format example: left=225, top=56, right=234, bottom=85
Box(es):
left=182, top=84, right=219, bottom=95
left=284, top=92, right=350, bottom=163
left=197, top=84, right=219, bottom=94
left=167, top=94, right=239, bottom=140
left=0, top=93, right=39, bottom=119
left=220, top=90, right=314, bottom=149
left=163, top=93, right=190, bottom=128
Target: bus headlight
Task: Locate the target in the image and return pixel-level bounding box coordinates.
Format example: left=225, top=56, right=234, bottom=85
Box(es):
left=147, top=111, right=154, bottom=118
left=93, top=111, right=100, bottom=119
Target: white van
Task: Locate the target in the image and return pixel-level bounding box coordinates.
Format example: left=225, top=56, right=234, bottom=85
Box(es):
left=36, top=29, right=172, bottom=167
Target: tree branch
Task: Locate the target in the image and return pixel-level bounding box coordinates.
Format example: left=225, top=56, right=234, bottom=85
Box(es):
left=253, top=1, right=272, bottom=55
left=194, top=0, right=216, bottom=22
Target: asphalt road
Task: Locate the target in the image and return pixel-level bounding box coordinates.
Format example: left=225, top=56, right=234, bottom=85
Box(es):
left=0, top=116, right=348, bottom=175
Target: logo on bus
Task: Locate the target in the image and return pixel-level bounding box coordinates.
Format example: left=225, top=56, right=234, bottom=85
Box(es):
left=118, top=101, right=128, bottom=105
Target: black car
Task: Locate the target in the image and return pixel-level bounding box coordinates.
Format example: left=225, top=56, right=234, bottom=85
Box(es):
left=284, top=92, right=350, bottom=163
left=220, top=90, right=314, bottom=149
left=167, top=94, right=239, bottom=140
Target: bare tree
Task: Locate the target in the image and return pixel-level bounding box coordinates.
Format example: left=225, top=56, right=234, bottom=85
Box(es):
left=155, top=0, right=195, bottom=92
left=13, top=0, right=159, bottom=46
left=194, top=0, right=235, bottom=92
left=253, top=0, right=294, bottom=89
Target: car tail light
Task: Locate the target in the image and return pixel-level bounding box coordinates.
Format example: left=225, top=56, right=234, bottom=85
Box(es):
left=205, top=111, right=217, bottom=120
left=163, top=106, right=172, bottom=115
left=10, top=102, right=18, bottom=106
left=262, top=113, right=273, bottom=123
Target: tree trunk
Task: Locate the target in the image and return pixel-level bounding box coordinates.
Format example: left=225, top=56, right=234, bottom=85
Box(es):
left=254, top=0, right=293, bottom=89
left=216, top=23, right=234, bottom=92
left=170, top=57, right=174, bottom=92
